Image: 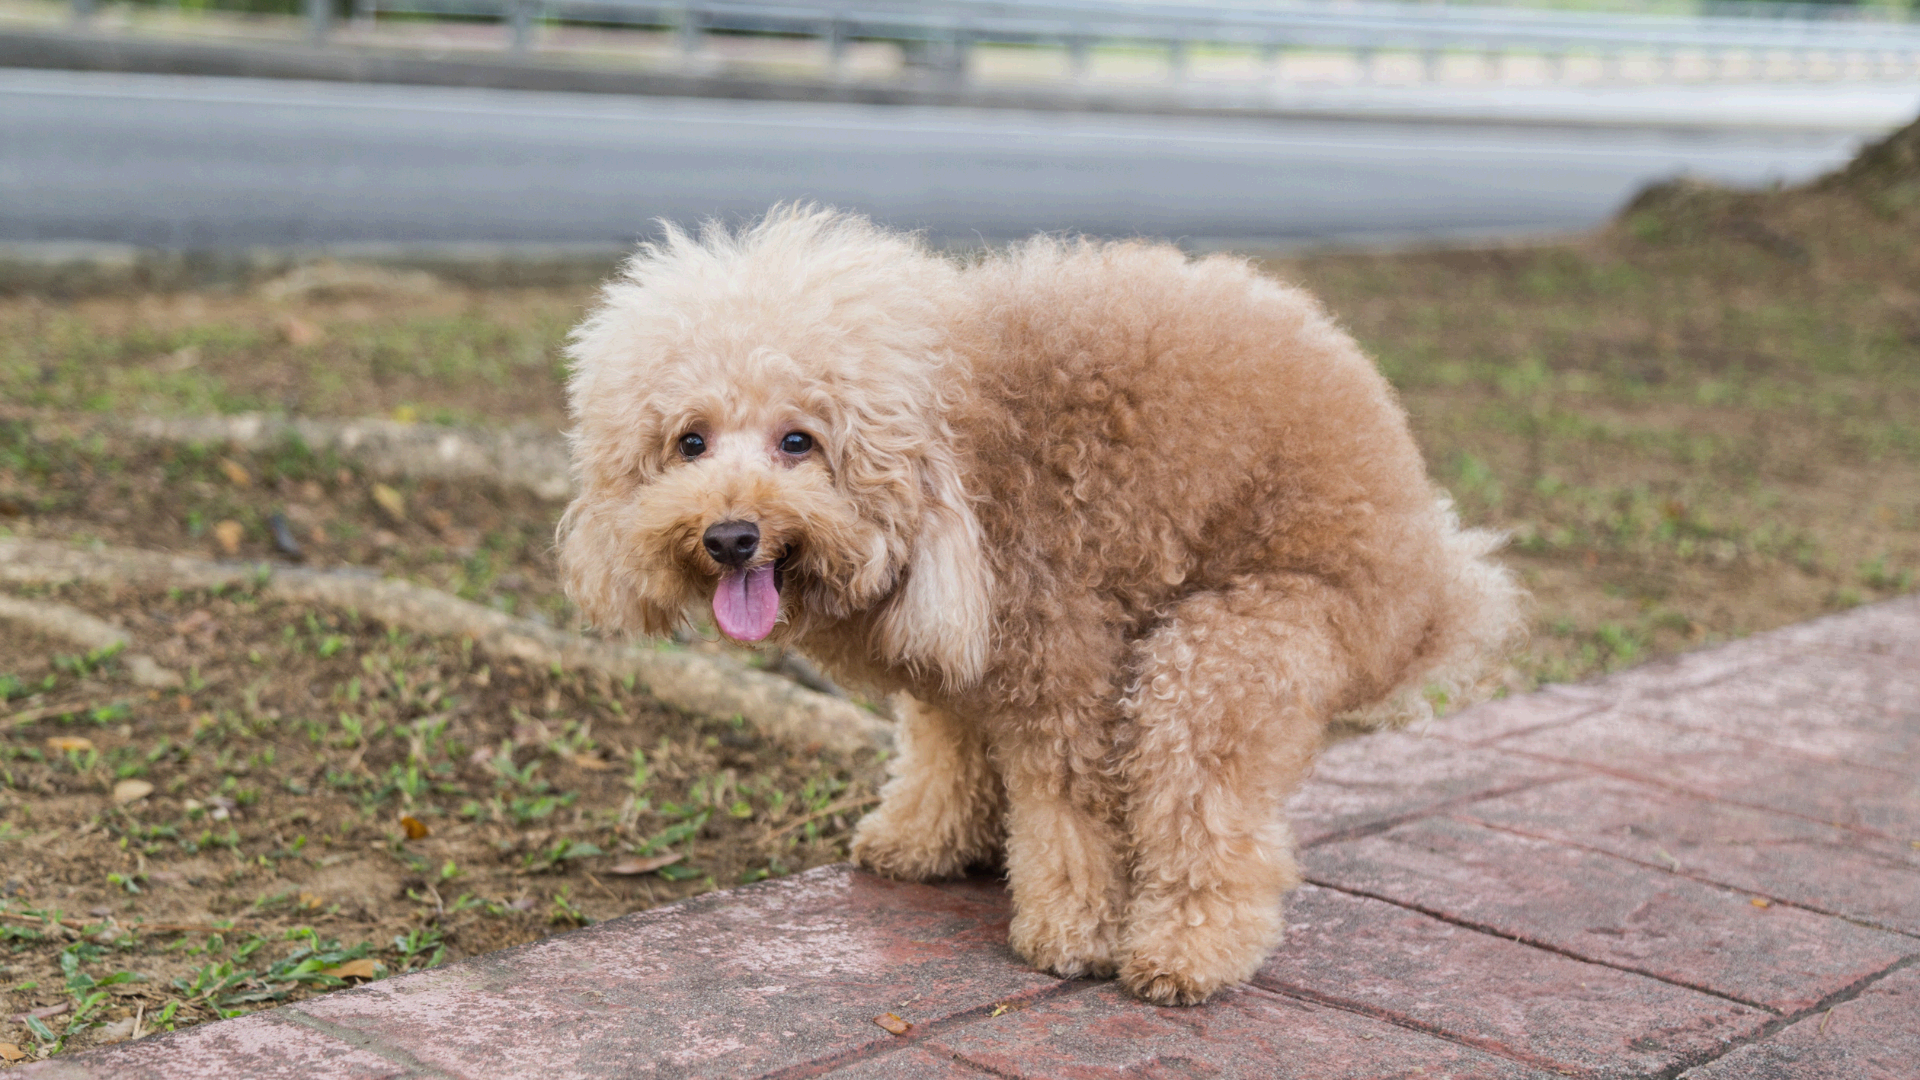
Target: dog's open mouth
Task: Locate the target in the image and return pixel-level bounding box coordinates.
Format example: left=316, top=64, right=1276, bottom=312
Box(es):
left=712, top=552, right=789, bottom=642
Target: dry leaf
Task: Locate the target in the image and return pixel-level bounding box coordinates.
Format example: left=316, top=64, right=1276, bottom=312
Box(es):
left=873, top=1013, right=912, bottom=1036
left=324, top=958, right=381, bottom=980
left=0, top=1043, right=25, bottom=1062
left=281, top=315, right=322, bottom=347
left=112, top=779, right=155, bottom=805
left=212, top=519, right=244, bottom=555
left=400, top=815, right=430, bottom=840
left=370, top=483, right=406, bottom=522
left=1751, top=897, right=1773, bottom=908
left=608, top=852, right=684, bottom=876
left=298, top=892, right=326, bottom=910
left=218, top=458, right=252, bottom=487
left=46, top=736, right=95, bottom=754
left=570, top=753, right=613, bottom=772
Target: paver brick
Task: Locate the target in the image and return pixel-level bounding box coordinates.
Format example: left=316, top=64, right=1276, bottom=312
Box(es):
left=1305, top=817, right=1917, bottom=1012
left=1259, top=884, right=1769, bottom=1078
left=14, top=1011, right=413, bottom=1080
left=1494, top=711, right=1920, bottom=840
left=1416, top=685, right=1612, bottom=745
left=1614, top=652, right=1920, bottom=771
left=289, top=866, right=1059, bottom=1080
left=1683, top=964, right=1920, bottom=1080
left=1459, top=775, right=1920, bottom=934
left=1763, top=594, right=1920, bottom=664
left=815, top=1045, right=1000, bottom=1078
left=919, top=982, right=1555, bottom=1080
left=1291, top=731, right=1567, bottom=846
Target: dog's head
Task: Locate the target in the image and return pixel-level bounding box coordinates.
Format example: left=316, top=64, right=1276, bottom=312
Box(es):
left=558, top=207, right=993, bottom=686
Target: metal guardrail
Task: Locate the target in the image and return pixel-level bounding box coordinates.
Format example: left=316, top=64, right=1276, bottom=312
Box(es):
left=75, top=0, right=1920, bottom=79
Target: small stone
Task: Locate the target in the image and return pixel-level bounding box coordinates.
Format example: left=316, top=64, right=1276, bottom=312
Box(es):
left=112, top=779, right=155, bottom=805
left=212, top=519, right=244, bottom=555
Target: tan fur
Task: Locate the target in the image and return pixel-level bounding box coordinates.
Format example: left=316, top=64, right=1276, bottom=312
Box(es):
left=559, top=206, right=1526, bottom=1004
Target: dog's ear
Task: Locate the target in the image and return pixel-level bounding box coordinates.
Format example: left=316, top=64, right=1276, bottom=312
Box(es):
left=557, top=488, right=683, bottom=637
left=874, top=447, right=994, bottom=687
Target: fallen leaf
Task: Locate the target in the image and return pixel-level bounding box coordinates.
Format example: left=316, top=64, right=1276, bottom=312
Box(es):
left=370, top=483, right=406, bottom=523
left=570, top=753, right=613, bottom=772
left=873, top=1012, right=912, bottom=1036
left=218, top=458, right=252, bottom=487
left=323, top=958, right=381, bottom=980
left=281, top=315, right=322, bottom=347
left=46, top=736, right=94, bottom=754
left=400, top=815, right=430, bottom=840
left=392, top=404, right=418, bottom=424
left=212, top=519, right=244, bottom=555
left=608, top=852, right=683, bottom=876
left=95, top=1016, right=137, bottom=1044
left=1751, top=897, right=1773, bottom=908
left=112, top=779, right=155, bottom=805
left=0, top=1043, right=24, bottom=1062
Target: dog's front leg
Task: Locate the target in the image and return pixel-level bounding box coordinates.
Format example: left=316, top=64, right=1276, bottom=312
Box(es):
left=995, top=719, right=1130, bottom=980
left=851, top=695, right=1003, bottom=881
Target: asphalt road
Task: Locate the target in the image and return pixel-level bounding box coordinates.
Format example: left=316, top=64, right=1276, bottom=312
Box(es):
left=0, top=68, right=1881, bottom=249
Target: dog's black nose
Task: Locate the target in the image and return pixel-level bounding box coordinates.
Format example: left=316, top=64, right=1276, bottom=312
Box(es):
left=702, top=520, right=760, bottom=567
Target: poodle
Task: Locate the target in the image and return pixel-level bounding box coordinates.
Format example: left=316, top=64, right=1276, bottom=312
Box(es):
left=558, top=206, right=1524, bottom=1005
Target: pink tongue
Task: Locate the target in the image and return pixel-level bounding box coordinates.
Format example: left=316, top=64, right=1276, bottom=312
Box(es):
left=712, top=565, right=780, bottom=642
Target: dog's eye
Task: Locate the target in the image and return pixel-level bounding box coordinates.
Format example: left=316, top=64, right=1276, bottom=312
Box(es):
left=678, top=433, right=706, bottom=458
left=780, top=432, right=813, bottom=455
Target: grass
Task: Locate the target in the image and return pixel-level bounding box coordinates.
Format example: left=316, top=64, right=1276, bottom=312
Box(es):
left=3, top=117, right=1919, bottom=1063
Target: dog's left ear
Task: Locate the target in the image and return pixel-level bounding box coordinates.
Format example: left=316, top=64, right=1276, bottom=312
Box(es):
left=875, top=447, right=994, bottom=687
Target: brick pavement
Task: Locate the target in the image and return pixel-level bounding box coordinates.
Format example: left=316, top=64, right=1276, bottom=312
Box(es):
left=21, top=595, right=1920, bottom=1079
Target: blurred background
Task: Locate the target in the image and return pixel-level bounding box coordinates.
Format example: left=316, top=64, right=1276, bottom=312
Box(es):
left=2, top=0, right=1919, bottom=1059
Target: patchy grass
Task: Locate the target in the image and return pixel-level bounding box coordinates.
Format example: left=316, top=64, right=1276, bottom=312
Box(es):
left=4, top=117, right=1920, bottom=1063
left=0, top=580, right=877, bottom=1061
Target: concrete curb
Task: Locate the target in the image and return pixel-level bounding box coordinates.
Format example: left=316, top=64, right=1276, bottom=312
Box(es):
left=0, top=240, right=626, bottom=296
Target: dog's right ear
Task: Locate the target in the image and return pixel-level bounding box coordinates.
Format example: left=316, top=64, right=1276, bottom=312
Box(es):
left=873, top=446, right=994, bottom=687
left=556, top=489, right=682, bottom=637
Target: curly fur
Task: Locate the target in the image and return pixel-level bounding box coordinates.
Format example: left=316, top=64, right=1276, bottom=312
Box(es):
left=559, top=206, right=1526, bottom=1005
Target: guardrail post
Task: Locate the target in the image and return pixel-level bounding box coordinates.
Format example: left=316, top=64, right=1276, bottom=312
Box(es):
left=70, top=0, right=93, bottom=25
left=677, top=5, right=702, bottom=60
left=508, top=0, right=532, bottom=54
left=306, top=0, right=331, bottom=42
left=826, top=17, right=848, bottom=75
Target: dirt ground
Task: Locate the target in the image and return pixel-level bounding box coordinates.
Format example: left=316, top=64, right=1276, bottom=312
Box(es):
left=3, top=119, right=1918, bottom=1064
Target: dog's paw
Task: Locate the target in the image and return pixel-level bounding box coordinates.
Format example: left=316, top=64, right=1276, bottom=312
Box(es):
left=1008, top=906, right=1122, bottom=980
left=849, top=813, right=971, bottom=882
left=1117, top=910, right=1276, bottom=1006
left=1118, top=960, right=1217, bottom=1007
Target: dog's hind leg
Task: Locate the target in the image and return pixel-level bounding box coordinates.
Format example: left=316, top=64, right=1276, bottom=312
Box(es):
left=1116, top=573, right=1355, bottom=1005
left=851, top=695, right=1004, bottom=881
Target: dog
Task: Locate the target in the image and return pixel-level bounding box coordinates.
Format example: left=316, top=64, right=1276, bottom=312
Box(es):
left=558, top=206, right=1524, bottom=1005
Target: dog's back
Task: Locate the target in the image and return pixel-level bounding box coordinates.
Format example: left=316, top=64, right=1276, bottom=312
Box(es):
left=948, top=237, right=1523, bottom=721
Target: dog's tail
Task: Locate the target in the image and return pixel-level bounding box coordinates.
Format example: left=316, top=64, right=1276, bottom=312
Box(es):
left=1335, top=497, right=1530, bottom=731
